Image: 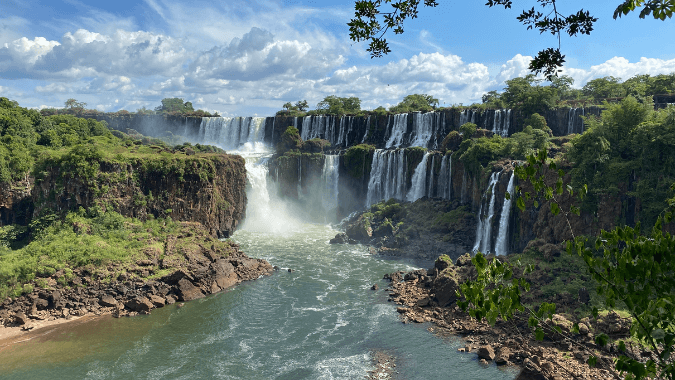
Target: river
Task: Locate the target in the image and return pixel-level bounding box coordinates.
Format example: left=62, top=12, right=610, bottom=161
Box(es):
left=0, top=146, right=517, bottom=379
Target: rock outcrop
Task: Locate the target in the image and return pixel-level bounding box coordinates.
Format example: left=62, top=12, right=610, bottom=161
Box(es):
left=0, top=222, right=273, bottom=327
left=1, top=153, right=247, bottom=239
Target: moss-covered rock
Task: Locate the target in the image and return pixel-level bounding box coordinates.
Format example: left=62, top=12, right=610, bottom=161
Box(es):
left=343, top=144, right=375, bottom=179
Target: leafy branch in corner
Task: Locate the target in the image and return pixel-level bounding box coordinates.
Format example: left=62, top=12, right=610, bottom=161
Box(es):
left=349, top=0, right=673, bottom=79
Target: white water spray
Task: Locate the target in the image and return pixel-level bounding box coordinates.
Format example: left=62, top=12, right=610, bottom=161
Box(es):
left=494, top=171, right=515, bottom=256
left=472, top=171, right=501, bottom=254
left=407, top=152, right=430, bottom=202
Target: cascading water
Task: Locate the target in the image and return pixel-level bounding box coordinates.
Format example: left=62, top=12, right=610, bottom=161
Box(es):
left=199, top=117, right=266, bottom=150
left=385, top=114, right=408, bottom=148
left=321, top=155, right=340, bottom=214
left=366, top=149, right=407, bottom=206
left=406, top=152, right=430, bottom=202
left=494, top=170, right=515, bottom=256
left=427, top=155, right=436, bottom=198
left=491, top=110, right=510, bottom=137
left=436, top=154, right=452, bottom=199
left=409, top=113, right=435, bottom=148
left=472, top=171, right=501, bottom=254
left=360, top=116, right=371, bottom=143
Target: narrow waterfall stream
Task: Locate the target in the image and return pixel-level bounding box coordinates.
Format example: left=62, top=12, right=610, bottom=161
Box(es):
left=494, top=171, right=515, bottom=256
left=472, top=171, right=501, bottom=254
left=406, top=152, right=430, bottom=202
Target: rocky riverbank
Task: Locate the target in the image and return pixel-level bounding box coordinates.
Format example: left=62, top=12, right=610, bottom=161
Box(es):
left=0, top=222, right=273, bottom=335
left=382, top=253, right=639, bottom=380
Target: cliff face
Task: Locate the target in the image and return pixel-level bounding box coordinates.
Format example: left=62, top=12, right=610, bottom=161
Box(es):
left=2, top=153, right=247, bottom=238
left=0, top=178, right=33, bottom=227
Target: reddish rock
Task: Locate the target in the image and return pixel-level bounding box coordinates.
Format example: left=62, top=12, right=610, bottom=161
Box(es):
left=125, top=297, right=154, bottom=313
left=176, top=278, right=204, bottom=301
left=99, top=295, right=118, bottom=308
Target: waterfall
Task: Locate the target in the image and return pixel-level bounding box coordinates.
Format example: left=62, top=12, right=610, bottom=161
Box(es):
left=361, top=116, right=371, bottom=143
left=459, top=110, right=468, bottom=126
left=366, top=149, right=407, bottom=206
left=472, top=171, right=501, bottom=254
left=459, top=109, right=476, bottom=126
left=567, top=108, right=586, bottom=135
left=436, top=154, right=452, bottom=199
left=407, top=152, right=430, bottom=202
left=494, top=171, right=515, bottom=256
left=386, top=114, right=408, bottom=148
left=491, top=110, right=501, bottom=136
left=321, top=155, right=340, bottom=213
left=427, top=155, right=436, bottom=198
left=198, top=117, right=266, bottom=150
left=409, top=113, right=435, bottom=148
left=491, top=110, right=510, bottom=137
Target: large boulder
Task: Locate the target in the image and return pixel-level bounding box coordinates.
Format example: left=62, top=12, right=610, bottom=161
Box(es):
left=212, top=259, right=239, bottom=290
left=477, top=345, right=496, bottom=361
left=125, top=296, right=154, bottom=313
left=431, top=270, right=460, bottom=306
left=346, top=215, right=373, bottom=241
left=176, top=278, right=205, bottom=301
left=99, top=295, right=119, bottom=308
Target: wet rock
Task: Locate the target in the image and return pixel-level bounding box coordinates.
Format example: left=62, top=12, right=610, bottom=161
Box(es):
left=148, top=294, right=166, bottom=308
left=477, top=345, right=496, bottom=361
left=371, top=284, right=379, bottom=290
left=176, top=278, right=204, bottom=301
left=213, top=259, right=238, bottom=290
left=345, top=215, right=373, bottom=241
left=125, top=296, right=154, bottom=313
left=329, top=233, right=349, bottom=244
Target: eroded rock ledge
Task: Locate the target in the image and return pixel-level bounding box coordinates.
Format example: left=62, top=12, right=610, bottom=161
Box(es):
left=383, top=254, right=635, bottom=380
left=0, top=222, right=273, bottom=330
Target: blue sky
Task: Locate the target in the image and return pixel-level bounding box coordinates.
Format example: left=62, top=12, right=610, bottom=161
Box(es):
left=1, top=0, right=674, bottom=116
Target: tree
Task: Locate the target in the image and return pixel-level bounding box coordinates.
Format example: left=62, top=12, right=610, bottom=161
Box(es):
left=315, top=95, right=361, bottom=115
left=582, top=76, right=626, bottom=101
left=349, top=0, right=674, bottom=78
left=389, top=93, right=438, bottom=113
left=64, top=98, right=87, bottom=110
left=154, top=98, right=194, bottom=114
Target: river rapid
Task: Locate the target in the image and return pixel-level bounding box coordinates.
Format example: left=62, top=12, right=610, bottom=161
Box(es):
left=0, top=146, right=517, bottom=380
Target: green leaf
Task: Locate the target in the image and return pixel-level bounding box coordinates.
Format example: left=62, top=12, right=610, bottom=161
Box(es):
left=535, top=328, right=545, bottom=341
left=517, top=197, right=525, bottom=212
left=550, top=202, right=560, bottom=216
left=587, top=355, right=597, bottom=367
left=594, top=333, right=609, bottom=346
left=651, top=328, right=666, bottom=340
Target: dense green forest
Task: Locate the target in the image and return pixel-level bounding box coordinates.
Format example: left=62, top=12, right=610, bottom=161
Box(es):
left=276, top=72, right=675, bottom=117
left=0, top=97, right=227, bottom=299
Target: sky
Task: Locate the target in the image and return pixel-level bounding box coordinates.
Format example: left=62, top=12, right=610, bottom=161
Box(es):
left=1, top=0, right=674, bottom=116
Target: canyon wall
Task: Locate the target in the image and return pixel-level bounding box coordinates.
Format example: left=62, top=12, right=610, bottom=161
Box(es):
left=1, top=153, right=247, bottom=238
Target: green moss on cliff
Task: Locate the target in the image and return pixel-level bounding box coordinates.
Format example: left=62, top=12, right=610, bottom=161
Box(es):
left=343, top=144, right=375, bottom=179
